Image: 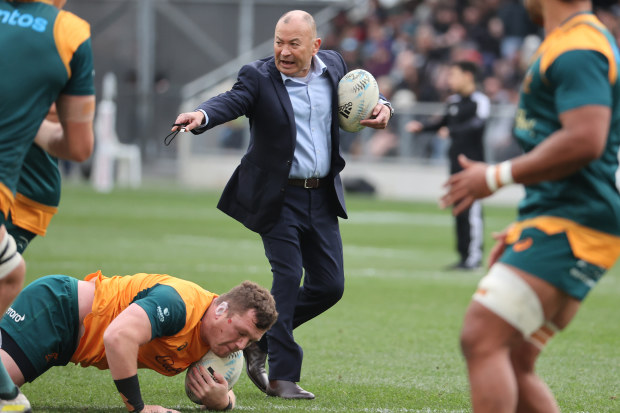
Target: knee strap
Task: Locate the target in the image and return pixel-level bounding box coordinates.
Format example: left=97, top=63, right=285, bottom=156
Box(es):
left=0, top=233, right=21, bottom=280
left=473, top=263, right=544, bottom=337
left=528, top=321, right=560, bottom=351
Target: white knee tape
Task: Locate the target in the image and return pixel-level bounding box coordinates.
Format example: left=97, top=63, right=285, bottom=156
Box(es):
left=473, top=263, right=544, bottom=337
left=0, top=233, right=21, bottom=280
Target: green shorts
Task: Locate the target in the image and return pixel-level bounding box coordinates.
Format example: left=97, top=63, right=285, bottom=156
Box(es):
left=4, top=219, right=36, bottom=254
left=500, top=227, right=606, bottom=301
left=0, top=275, right=80, bottom=382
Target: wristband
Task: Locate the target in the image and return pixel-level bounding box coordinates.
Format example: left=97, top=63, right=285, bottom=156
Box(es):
left=114, top=375, right=145, bottom=412
left=485, top=161, right=514, bottom=193
left=485, top=164, right=499, bottom=193
left=498, top=160, right=514, bottom=187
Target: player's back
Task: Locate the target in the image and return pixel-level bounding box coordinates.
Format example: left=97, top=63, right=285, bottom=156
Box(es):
left=0, top=0, right=92, bottom=193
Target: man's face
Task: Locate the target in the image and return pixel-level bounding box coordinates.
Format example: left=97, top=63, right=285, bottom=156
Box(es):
left=208, top=309, right=265, bottom=357
left=273, top=17, right=320, bottom=77
left=523, top=0, right=544, bottom=26
left=448, top=66, right=468, bottom=94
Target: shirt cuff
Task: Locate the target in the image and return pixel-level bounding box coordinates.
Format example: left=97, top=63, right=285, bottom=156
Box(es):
left=196, top=109, right=209, bottom=126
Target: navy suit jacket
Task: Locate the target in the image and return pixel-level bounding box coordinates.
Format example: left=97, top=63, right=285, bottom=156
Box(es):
left=193, top=50, right=349, bottom=234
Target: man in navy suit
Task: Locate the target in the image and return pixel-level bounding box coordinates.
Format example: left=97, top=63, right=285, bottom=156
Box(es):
left=173, top=9, right=393, bottom=399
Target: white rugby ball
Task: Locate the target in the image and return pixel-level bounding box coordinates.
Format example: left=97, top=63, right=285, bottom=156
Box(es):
left=337, top=69, right=380, bottom=133
left=185, top=350, right=244, bottom=404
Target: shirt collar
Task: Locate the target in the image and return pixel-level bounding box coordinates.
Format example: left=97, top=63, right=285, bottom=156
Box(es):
left=280, top=54, right=327, bottom=84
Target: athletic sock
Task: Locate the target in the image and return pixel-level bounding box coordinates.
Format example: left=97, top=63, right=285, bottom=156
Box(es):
left=0, top=361, right=18, bottom=400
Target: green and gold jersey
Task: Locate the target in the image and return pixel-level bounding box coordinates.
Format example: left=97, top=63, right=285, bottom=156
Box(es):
left=72, top=271, right=217, bottom=376
left=11, top=145, right=60, bottom=236
left=514, top=12, right=620, bottom=236
left=0, top=0, right=94, bottom=216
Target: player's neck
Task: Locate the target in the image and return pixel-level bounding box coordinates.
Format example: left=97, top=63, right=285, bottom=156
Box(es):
left=542, top=1, right=591, bottom=33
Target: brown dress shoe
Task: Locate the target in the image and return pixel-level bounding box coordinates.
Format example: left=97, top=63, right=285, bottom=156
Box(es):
left=243, top=342, right=269, bottom=393
left=266, top=380, right=315, bottom=399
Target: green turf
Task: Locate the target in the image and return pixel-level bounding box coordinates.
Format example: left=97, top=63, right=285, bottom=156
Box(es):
left=17, top=183, right=620, bottom=412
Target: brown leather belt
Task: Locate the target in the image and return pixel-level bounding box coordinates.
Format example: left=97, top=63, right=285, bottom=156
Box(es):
left=287, top=177, right=326, bottom=189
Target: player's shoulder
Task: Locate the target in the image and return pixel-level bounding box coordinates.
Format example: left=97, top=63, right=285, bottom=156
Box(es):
left=53, top=9, right=91, bottom=76
left=541, top=14, right=617, bottom=74
left=55, top=9, right=91, bottom=40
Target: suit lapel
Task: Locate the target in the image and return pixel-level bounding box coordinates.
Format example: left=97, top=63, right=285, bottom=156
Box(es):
left=319, top=53, right=342, bottom=149
left=268, top=62, right=296, bottom=141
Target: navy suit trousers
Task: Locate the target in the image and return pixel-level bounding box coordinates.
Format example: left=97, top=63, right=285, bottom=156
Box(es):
left=259, top=184, right=345, bottom=382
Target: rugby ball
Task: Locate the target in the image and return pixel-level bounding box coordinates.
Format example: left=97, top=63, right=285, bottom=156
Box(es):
left=337, top=69, right=379, bottom=133
left=185, top=350, right=244, bottom=404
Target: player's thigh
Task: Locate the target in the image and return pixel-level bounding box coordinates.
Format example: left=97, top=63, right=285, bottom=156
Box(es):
left=461, top=299, right=523, bottom=357
left=511, top=267, right=576, bottom=323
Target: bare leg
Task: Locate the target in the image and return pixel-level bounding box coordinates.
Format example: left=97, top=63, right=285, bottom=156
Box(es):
left=0, top=227, right=25, bottom=317
left=511, top=341, right=559, bottom=413
left=512, top=298, right=579, bottom=413
left=0, top=226, right=28, bottom=410
left=461, top=265, right=579, bottom=413
left=461, top=301, right=522, bottom=413
left=0, top=350, right=24, bottom=388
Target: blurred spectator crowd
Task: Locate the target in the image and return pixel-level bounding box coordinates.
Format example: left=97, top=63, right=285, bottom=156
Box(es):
left=320, top=0, right=620, bottom=161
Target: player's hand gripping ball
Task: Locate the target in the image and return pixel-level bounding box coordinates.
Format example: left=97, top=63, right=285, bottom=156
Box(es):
left=185, top=350, right=244, bottom=404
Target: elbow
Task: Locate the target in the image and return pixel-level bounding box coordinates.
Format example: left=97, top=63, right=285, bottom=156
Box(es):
left=68, top=133, right=94, bottom=162
left=579, top=141, right=605, bottom=164
left=71, top=143, right=94, bottom=163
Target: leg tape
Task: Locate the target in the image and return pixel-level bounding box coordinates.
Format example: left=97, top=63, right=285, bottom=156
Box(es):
left=473, top=263, right=544, bottom=337
left=0, top=233, right=21, bottom=280
left=528, top=321, right=559, bottom=351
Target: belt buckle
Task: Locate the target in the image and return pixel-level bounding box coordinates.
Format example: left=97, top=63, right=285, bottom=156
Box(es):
left=304, top=178, right=316, bottom=189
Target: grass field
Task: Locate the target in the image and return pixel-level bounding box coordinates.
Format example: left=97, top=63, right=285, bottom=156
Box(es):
left=18, top=183, right=620, bottom=412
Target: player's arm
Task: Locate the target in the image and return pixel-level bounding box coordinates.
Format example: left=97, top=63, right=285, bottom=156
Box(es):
left=104, top=303, right=153, bottom=412
left=440, top=104, right=610, bottom=215
left=34, top=94, right=95, bottom=162
left=510, top=104, right=609, bottom=184
left=32, top=104, right=63, bottom=149
left=34, top=119, right=63, bottom=144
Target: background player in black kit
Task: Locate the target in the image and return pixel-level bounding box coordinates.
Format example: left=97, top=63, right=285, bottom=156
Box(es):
left=407, top=61, right=490, bottom=270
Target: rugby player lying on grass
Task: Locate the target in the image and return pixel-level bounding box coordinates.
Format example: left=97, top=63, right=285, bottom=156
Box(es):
left=0, top=272, right=277, bottom=412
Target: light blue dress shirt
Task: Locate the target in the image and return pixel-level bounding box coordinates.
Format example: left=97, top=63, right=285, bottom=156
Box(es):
left=198, top=55, right=333, bottom=179
left=280, top=55, right=332, bottom=179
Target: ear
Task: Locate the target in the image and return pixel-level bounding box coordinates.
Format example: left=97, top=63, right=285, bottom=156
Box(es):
left=215, top=301, right=229, bottom=317
left=312, top=37, right=322, bottom=55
